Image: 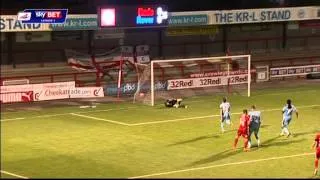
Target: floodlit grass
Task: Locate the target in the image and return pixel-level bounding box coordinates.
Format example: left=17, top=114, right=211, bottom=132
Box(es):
left=1, top=83, right=320, bottom=178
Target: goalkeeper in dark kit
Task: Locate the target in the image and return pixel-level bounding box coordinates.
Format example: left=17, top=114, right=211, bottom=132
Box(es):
left=165, top=98, right=188, bottom=108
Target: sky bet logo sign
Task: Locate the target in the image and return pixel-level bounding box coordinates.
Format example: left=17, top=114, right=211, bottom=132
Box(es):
left=17, top=9, right=68, bottom=24
left=136, top=7, right=168, bottom=25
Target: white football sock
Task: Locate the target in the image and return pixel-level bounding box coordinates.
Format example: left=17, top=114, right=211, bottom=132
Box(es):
left=284, top=128, right=289, bottom=135
left=221, top=123, right=224, bottom=132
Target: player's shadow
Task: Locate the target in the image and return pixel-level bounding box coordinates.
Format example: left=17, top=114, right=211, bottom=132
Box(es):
left=188, top=136, right=305, bottom=167
left=259, top=129, right=317, bottom=148
left=261, top=135, right=281, bottom=145
left=260, top=124, right=271, bottom=128
left=262, top=138, right=306, bottom=148
left=291, top=130, right=318, bottom=138
left=187, top=148, right=252, bottom=167
left=168, top=129, right=237, bottom=147
left=167, top=134, right=220, bottom=147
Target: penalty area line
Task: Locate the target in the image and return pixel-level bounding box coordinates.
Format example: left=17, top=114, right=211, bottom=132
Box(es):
left=0, top=117, right=25, bottom=122
left=128, top=152, right=314, bottom=179
left=0, top=107, right=136, bottom=122
left=0, top=170, right=29, bottom=179
left=130, top=115, right=219, bottom=126
left=70, top=113, right=130, bottom=126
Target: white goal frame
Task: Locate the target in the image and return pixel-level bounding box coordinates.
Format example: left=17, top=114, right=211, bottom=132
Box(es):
left=150, top=54, right=251, bottom=106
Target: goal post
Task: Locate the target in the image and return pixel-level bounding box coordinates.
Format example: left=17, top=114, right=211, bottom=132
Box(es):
left=248, top=54, right=251, bottom=98
left=135, top=54, right=252, bottom=106
left=151, top=61, right=155, bottom=106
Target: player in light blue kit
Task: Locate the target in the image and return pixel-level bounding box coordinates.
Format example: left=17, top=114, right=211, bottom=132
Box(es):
left=280, top=99, right=298, bottom=137
left=219, top=97, right=232, bottom=133
left=248, top=105, right=262, bottom=148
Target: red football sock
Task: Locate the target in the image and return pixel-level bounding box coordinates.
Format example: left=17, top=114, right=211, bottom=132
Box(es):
left=315, top=159, right=319, bottom=169
left=234, top=138, right=239, bottom=148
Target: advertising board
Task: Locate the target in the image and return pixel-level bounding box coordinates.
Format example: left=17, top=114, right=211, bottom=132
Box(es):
left=0, top=82, right=75, bottom=103
left=270, top=64, right=320, bottom=78
left=168, top=14, right=208, bottom=26
left=33, top=81, right=75, bottom=101
left=210, top=6, right=320, bottom=25
left=167, top=74, right=248, bottom=90
left=49, top=15, right=98, bottom=30
left=104, top=81, right=167, bottom=96
left=189, top=69, right=256, bottom=78
left=0, top=91, right=33, bottom=103
left=0, top=15, right=50, bottom=32
left=69, top=87, right=104, bottom=98
left=0, top=81, right=105, bottom=103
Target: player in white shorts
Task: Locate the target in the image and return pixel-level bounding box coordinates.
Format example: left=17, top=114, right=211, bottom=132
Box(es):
left=219, top=97, right=232, bottom=133
left=280, top=99, right=298, bottom=137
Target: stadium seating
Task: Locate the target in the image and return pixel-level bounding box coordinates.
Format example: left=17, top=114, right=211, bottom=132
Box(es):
left=1, top=43, right=320, bottom=86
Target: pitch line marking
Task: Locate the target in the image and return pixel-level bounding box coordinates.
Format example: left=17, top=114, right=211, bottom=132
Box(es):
left=70, top=113, right=130, bottom=126
left=130, top=115, right=218, bottom=126
left=0, top=107, right=136, bottom=122
left=129, top=104, right=320, bottom=126
left=254, top=89, right=318, bottom=97
left=1, top=104, right=319, bottom=125
left=179, top=89, right=319, bottom=104
left=128, top=152, right=314, bottom=179
left=0, top=117, right=25, bottom=122
left=0, top=170, right=29, bottom=179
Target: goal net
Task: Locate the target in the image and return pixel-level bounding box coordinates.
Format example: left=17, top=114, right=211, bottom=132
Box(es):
left=133, top=55, right=253, bottom=106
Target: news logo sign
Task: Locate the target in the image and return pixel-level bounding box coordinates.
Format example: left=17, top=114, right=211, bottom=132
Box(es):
left=98, top=5, right=168, bottom=28
left=136, top=7, right=168, bottom=25
left=17, top=9, right=68, bottom=24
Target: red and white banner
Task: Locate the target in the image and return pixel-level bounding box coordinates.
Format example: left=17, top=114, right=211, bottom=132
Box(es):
left=0, top=81, right=75, bottom=94
left=69, top=87, right=104, bottom=98
left=0, top=82, right=74, bottom=103
left=0, top=91, right=33, bottom=103
left=33, top=81, right=75, bottom=101
left=0, top=81, right=105, bottom=103
left=0, top=84, right=34, bottom=93
left=167, top=74, right=248, bottom=90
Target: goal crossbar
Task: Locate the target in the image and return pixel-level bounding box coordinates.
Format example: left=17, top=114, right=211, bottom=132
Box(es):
left=151, top=55, right=251, bottom=63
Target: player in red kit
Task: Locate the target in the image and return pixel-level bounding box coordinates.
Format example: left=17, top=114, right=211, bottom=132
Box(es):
left=233, top=109, right=250, bottom=151
left=312, top=133, right=320, bottom=176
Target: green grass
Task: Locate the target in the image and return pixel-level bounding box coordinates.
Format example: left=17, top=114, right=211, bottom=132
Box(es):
left=1, top=83, right=320, bottom=178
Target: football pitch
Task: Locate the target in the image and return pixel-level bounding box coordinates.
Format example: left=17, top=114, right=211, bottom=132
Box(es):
left=1, top=83, right=320, bottom=178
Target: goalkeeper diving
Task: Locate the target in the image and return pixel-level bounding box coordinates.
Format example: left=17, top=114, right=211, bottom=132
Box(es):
left=165, top=98, right=188, bottom=108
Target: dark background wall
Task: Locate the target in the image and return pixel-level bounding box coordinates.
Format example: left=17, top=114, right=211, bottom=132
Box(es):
left=1, top=0, right=320, bottom=13
left=1, top=0, right=320, bottom=65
